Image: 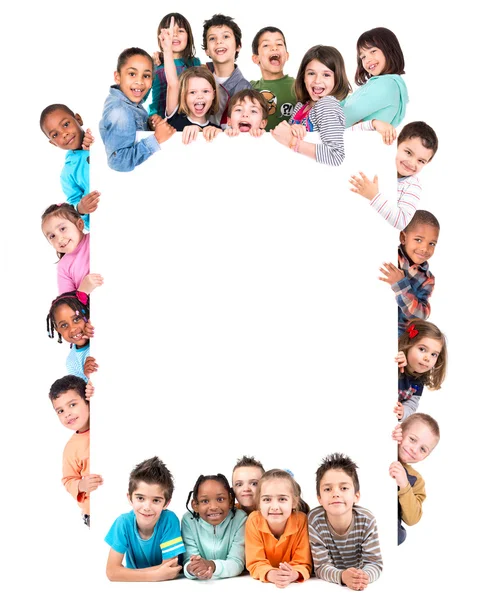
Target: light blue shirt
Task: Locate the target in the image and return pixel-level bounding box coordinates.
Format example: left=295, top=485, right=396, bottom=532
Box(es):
left=60, top=150, right=90, bottom=231
left=66, top=342, right=90, bottom=383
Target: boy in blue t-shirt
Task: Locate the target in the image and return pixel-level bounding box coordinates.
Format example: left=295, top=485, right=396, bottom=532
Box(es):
left=105, top=456, right=185, bottom=581
left=40, top=104, right=101, bottom=231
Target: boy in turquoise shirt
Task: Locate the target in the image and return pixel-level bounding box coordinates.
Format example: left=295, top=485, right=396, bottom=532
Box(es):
left=105, top=457, right=185, bottom=581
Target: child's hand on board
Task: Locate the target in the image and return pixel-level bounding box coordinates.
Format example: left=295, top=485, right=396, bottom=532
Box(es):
left=85, top=380, right=95, bottom=400
left=394, top=402, right=405, bottom=421
left=154, top=558, right=182, bottom=581
left=83, top=319, right=95, bottom=339
left=392, top=422, right=403, bottom=442
left=342, top=568, right=369, bottom=590
left=79, top=273, right=104, bottom=295
left=155, top=119, right=175, bottom=144
left=271, top=120, right=293, bottom=147
left=379, top=262, right=404, bottom=286
left=78, top=190, right=101, bottom=215
left=182, top=125, right=202, bottom=145
left=395, top=351, right=407, bottom=373
left=225, top=126, right=240, bottom=137
left=371, top=119, right=396, bottom=145
left=152, top=51, right=161, bottom=67
left=84, top=356, right=98, bottom=378
left=78, top=473, right=104, bottom=493
left=149, top=114, right=163, bottom=130
left=290, top=123, right=307, bottom=140
left=266, top=563, right=298, bottom=588
left=389, top=461, right=408, bottom=488
left=203, top=126, right=221, bottom=142
left=349, top=172, right=379, bottom=200
left=187, top=555, right=214, bottom=579
left=250, top=127, right=265, bottom=137
left=82, top=128, right=95, bottom=150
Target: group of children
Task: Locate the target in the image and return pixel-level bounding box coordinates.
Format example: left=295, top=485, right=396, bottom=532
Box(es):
left=104, top=454, right=383, bottom=589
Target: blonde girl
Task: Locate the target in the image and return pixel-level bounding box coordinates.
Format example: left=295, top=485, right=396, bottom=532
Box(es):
left=149, top=13, right=201, bottom=118
left=271, top=45, right=350, bottom=166
left=245, top=469, right=312, bottom=587
left=41, top=203, right=103, bottom=296
left=396, top=319, right=447, bottom=421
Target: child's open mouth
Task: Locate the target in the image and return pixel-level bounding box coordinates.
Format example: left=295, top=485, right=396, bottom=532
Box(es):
left=131, top=87, right=144, bottom=98
left=67, top=417, right=77, bottom=425
left=215, top=48, right=227, bottom=56
left=270, top=54, right=280, bottom=66
left=194, top=102, right=207, bottom=114
left=312, top=86, right=325, bottom=96
left=238, top=121, right=251, bottom=132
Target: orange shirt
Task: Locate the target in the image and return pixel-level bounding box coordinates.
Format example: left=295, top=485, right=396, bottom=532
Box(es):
left=62, top=430, right=90, bottom=514
left=245, top=510, right=312, bottom=582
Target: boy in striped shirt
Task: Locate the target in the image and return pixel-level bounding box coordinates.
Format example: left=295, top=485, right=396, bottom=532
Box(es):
left=308, top=453, right=383, bottom=590
left=105, top=457, right=185, bottom=581
left=350, top=121, right=438, bottom=229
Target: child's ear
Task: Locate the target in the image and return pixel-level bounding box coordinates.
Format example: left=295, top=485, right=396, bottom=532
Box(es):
left=260, top=119, right=267, bottom=130
left=191, top=498, right=199, bottom=513
left=76, top=218, right=85, bottom=232
left=74, top=113, right=84, bottom=127
left=227, top=117, right=233, bottom=128
left=354, top=491, right=361, bottom=505
left=252, top=54, right=261, bottom=65
left=163, top=499, right=171, bottom=510
left=114, top=70, right=121, bottom=84
left=399, top=231, right=407, bottom=245
left=127, top=492, right=133, bottom=506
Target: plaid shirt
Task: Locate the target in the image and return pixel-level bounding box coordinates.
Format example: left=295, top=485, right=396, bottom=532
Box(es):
left=393, top=245, right=435, bottom=335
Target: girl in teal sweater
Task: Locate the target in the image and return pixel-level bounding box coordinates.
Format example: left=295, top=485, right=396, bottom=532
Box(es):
left=181, top=474, right=247, bottom=580
left=342, top=27, right=408, bottom=128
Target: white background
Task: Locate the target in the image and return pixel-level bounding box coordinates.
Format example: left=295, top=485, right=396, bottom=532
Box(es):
left=2, top=1, right=484, bottom=598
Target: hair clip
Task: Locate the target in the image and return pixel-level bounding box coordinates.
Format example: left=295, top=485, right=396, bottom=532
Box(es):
left=76, top=291, right=88, bottom=305
left=407, top=324, right=419, bottom=339
left=285, top=469, right=295, bottom=477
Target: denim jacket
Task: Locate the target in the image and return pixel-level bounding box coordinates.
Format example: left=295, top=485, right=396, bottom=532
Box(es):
left=99, top=86, right=160, bottom=172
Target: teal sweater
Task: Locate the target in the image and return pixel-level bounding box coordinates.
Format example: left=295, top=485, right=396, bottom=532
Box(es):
left=181, top=509, right=247, bottom=579
left=341, top=74, right=408, bottom=127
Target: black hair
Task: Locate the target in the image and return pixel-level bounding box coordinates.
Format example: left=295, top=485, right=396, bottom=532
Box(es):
left=40, top=104, right=75, bottom=133
left=49, top=374, right=87, bottom=402
left=251, top=26, right=287, bottom=55
left=398, top=121, right=438, bottom=159
left=47, top=291, right=90, bottom=344
left=202, top=14, right=242, bottom=60
left=186, top=474, right=236, bottom=520
left=403, top=209, right=440, bottom=233
left=117, top=47, right=154, bottom=72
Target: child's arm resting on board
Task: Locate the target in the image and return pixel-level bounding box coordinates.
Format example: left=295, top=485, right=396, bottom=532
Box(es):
left=106, top=549, right=181, bottom=582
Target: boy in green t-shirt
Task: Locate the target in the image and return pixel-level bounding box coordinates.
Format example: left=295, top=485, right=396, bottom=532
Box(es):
left=250, top=26, right=296, bottom=131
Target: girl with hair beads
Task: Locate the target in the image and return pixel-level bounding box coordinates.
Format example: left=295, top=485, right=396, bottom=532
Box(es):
left=149, top=13, right=201, bottom=118
left=47, top=292, right=98, bottom=382
left=396, top=319, right=447, bottom=421
left=99, top=47, right=175, bottom=172
left=164, top=66, right=221, bottom=144
left=245, top=469, right=312, bottom=587
left=271, top=45, right=349, bottom=166
left=181, top=474, right=246, bottom=580
left=342, top=27, right=408, bottom=128
left=41, top=203, right=103, bottom=296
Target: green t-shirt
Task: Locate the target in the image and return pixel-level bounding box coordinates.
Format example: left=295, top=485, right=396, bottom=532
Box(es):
left=250, top=75, right=296, bottom=131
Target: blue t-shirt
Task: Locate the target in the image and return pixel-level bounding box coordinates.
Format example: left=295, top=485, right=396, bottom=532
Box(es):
left=66, top=342, right=90, bottom=383
left=60, top=149, right=90, bottom=231
left=105, top=510, right=185, bottom=569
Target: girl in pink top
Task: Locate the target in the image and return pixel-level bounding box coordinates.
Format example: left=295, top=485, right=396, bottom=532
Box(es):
left=41, top=203, right=103, bottom=295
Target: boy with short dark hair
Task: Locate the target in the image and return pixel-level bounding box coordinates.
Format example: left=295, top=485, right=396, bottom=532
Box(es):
left=250, top=26, right=296, bottom=131
left=308, top=453, right=383, bottom=591
left=380, top=209, right=439, bottom=335
left=105, top=456, right=185, bottom=581
left=232, top=455, right=265, bottom=514
left=350, top=121, right=438, bottom=229
left=226, top=89, right=268, bottom=136
left=40, top=104, right=100, bottom=230
left=390, top=413, right=440, bottom=544
left=49, top=375, right=102, bottom=528
left=202, top=14, right=251, bottom=128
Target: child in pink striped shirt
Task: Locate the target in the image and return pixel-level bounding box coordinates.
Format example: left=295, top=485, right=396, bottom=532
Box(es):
left=349, top=121, right=438, bottom=229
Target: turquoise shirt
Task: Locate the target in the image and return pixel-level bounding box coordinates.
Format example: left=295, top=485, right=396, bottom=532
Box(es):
left=341, top=74, right=408, bottom=127
left=181, top=509, right=247, bottom=579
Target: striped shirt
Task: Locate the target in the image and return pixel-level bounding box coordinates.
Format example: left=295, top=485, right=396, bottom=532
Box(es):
left=290, top=97, right=345, bottom=166
left=370, top=175, right=421, bottom=229
left=308, top=505, right=383, bottom=585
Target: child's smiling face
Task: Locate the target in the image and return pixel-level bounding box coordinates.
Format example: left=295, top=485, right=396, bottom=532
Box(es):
left=205, top=25, right=240, bottom=65
left=42, top=215, right=84, bottom=255
left=318, top=469, right=359, bottom=521
left=129, top=482, right=168, bottom=535
left=304, top=60, right=335, bottom=104
left=406, top=337, right=442, bottom=374
left=232, top=466, right=263, bottom=511
left=114, top=54, right=153, bottom=103
left=399, top=422, right=438, bottom=463
left=185, top=76, right=215, bottom=121
left=52, top=389, right=90, bottom=433
left=252, top=31, right=289, bottom=79
left=54, top=304, right=89, bottom=347
left=400, top=224, right=439, bottom=265
left=170, top=22, right=188, bottom=57
left=396, top=138, right=435, bottom=178
left=42, top=109, right=84, bottom=150
left=228, top=98, right=267, bottom=132
left=192, top=480, right=231, bottom=525
left=359, top=46, right=387, bottom=76
left=259, top=479, right=295, bottom=529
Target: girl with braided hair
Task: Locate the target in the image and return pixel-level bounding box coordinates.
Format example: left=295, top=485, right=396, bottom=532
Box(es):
left=47, top=291, right=97, bottom=382
left=181, top=473, right=246, bottom=580
left=41, top=203, right=103, bottom=295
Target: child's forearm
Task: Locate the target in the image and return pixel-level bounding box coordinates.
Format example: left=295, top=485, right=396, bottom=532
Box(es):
left=164, top=50, right=179, bottom=117
left=370, top=178, right=421, bottom=229
left=106, top=562, right=164, bottom=582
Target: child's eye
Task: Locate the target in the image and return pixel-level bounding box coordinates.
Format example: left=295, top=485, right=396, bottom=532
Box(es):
left=342, top=486, right=349, bottom=491
left=409, top=436, right=416, bottom=442
left=278, top=496, right=287, bottom=502
left=57, top=409, right=63, bottom=414
left=250, top=482, right=258, bottom=487
left=153, top=498, right=161, bottom=503
left=136, top=495, right=144, bottom=501
left=144, top=74, right=151, bottom=79
left=431, top=352, right=438, bottom=357
left=262, top=497, right=270, bottom=502
left=52, top=133, right=58, bottom=139
left=69, top=402, right=76, bottom=408
left=200, top=499, right=209, bottom=504
left=430, top=242, right=436, bottom=247
left=63, top=121, right=70, bottom=127
left=217, top=496, right=226, bottom=502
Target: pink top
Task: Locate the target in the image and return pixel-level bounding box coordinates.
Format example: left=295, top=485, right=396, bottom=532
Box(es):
left=57, top=233, right=90, bottom=294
